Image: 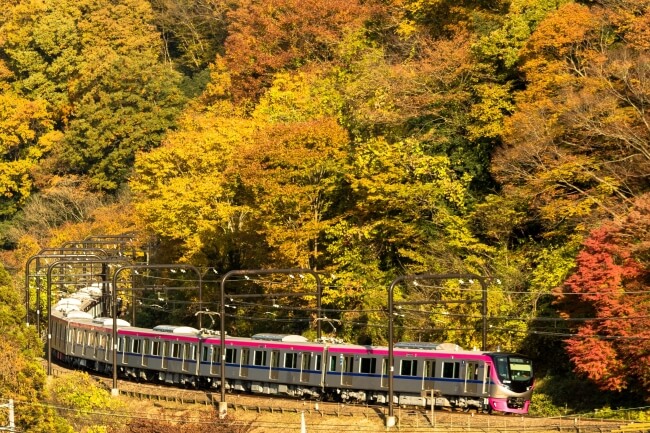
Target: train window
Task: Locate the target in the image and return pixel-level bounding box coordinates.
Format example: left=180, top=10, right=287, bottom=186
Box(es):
left=118, top=337, right=125, bottom=352
left=442, top=361, right=460, bottom=379
left=77, top=330, right=84, bottom=345
left=254, top=350, right=267, bottom=366
left=424, top=361, right=436, bottom=378
left=329, top=356, right=337, bottom=372
left=360, top=357, right=376, bottom=374
left=285, top=353, right=298, bottom=369
left=467, top=362, right=479, bottom=381
left=126, top=337, right=133, bottom=353
left=213, top=347, right=221, bottom=363
left=133, top=339, right=141, bottom=354
left=152, top=341, right=160, bottom=356
left=315, top=354, right=322, bottom=371
left=400, top=359, right=418, bottom=376
left=188, top=344, right=197, bottom=361
left=225, top=348, right=236, bottom=364
left=202, top=346, right=209, bottom=362
left=162, top=341, right=169, bottom=357
left=171, top=343, right=180, bottom=358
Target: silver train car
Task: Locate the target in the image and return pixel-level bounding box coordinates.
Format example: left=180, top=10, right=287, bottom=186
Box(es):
left=49, top=288, right=534, bottom=414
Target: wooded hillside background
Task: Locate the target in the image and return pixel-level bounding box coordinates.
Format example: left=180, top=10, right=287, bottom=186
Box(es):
left=0, top=0, right=648, bottom=423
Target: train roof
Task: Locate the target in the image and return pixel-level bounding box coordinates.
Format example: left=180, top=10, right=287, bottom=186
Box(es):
left=153, top=325, right=201, bottom=335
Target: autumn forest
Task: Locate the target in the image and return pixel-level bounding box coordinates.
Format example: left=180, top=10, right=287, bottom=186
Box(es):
left=0, top=0, right=649, bottom=428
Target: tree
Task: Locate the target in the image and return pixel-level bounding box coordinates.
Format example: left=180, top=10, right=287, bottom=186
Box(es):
left=554, top=194, right=650, bottom=396
left=0, top=264, right=69, bottom=432
left=131, top=105, right=263, bottom=266
left=222, top=0, right=375, bottom=101
left=149, top=0, right=230, bottom=75
left=48, top=372, right=126, bottom=433
left=0, top=90, right=61, bottom=216
left=0, top=0, right=186, bottom=193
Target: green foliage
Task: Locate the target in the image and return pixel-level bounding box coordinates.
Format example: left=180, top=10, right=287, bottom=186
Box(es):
left=48, top=372, right=126, bottom=432
left=473, top=0, right=571, bottom=69
left=0, top=0, right=186, bottom=194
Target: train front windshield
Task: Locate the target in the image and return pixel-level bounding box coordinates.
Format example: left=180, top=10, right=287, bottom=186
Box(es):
left=492, top=355, right=533, bottom=389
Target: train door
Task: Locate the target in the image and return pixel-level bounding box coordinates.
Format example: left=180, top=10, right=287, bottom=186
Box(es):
left=132, top=339, right=142, bottom=366
left=121, top=337, right=128, bottom=364
left=210, top=346, right=220, bottom=375
left=82, top=330, right=88, bottom=356
left=67, top=327, right=74, bottom=354
left=105, top=335, right=112, bottom=362
left=317, top=349, right=325, bottom=387
left=483, top=363, right=491, bottom=394
left=464, top=361, right=481, bottom=395
left=161, top=341, right=169, bottom=369
left=380, top=358, right=389, bottom=388
left=182, top=344, right=189, bottom=372
left=240, top=348, right=250, bottom=377
left=270, top=350, right=280, bottom=380
left=142, top=340, right=149, bottom=366
left=341, top=355, right=354, bottom=386
left=423, top=360, right=436, bottom=391
left=300, top=352, right=311, bottom=382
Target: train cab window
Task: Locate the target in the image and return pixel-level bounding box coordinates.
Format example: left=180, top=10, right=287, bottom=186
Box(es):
left=442, top=361, right=460, bottom=379
left=400, top=359, right=418, bottom=376
left=171, top=343, right=180, bottom=358
left=360, top=357, right=376, bottom=374
left=152, top=341, right=160, bottom=357
left=253, top=350, right=267, bottom=366
left=225, top=348, right=237, bottom=364
left=285, top=353, right=298, bottom=369
left=329, top=355, right=337, bottom=372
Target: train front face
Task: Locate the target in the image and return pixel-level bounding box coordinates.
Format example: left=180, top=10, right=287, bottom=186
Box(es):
left=488, top=354, right=534, bottom=414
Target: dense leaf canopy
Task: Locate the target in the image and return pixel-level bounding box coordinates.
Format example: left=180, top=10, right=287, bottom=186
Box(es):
left=0, top=0, right=648, bottom=413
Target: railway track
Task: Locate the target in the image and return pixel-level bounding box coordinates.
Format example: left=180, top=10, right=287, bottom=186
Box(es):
left=46, top=361, right=633, bottom=432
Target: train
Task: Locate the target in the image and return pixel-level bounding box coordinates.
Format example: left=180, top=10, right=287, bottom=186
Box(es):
left=48, top=284, right=534, bottom=414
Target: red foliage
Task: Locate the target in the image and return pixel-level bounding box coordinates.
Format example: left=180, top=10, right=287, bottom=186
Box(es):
left=555, top=194, right=650, bottom=395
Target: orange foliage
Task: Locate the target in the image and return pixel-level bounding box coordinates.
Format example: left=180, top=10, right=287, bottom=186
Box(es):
left=223, top=0, right=378, bottom=101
